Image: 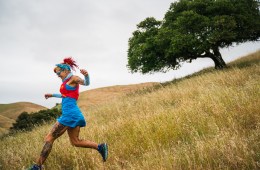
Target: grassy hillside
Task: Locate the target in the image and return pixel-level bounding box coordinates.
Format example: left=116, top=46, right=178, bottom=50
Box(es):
left=0, top=102, right=47, bottom=136
left=0, top=51, right=259, bottom=170
left=0, top=83, right=157, bottom=138
left=78, top=82, right=159, bottom=109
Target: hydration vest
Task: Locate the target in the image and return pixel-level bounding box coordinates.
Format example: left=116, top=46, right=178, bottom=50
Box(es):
left=60, top=77, right=79, bottom=100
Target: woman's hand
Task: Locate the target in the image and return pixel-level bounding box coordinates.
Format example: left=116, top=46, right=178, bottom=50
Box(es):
left=80, top=69, right=88, bottom=76
left=45, top=94, right=52, bottom=99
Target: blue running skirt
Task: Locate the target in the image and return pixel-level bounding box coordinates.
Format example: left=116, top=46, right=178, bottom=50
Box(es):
left=57, top=97, right=86, bottom=128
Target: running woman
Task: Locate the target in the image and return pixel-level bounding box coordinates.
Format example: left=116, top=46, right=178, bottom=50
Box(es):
left=29, top=57, right=108, bottom=170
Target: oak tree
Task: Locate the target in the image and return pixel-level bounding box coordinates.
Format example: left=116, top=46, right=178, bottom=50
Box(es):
left=127, top=0, right=260, bottom=73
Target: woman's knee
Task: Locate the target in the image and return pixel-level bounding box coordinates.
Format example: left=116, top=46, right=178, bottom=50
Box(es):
left=44, top=134, right=55, bottom=143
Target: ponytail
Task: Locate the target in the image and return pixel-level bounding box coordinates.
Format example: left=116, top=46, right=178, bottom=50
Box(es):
left=63, top=57, right=79, bottom=71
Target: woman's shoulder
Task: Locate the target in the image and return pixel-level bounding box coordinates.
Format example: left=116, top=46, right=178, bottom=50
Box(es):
left=71, top=75, right=80, bottom=80
left=71, top=75, right=82, bottom=84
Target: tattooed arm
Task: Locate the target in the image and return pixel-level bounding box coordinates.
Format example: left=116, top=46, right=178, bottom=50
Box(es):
left=73, top=69, right=90, bottom=86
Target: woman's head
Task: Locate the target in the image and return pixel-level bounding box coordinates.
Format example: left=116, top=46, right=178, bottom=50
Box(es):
left=54, top=57, right=79, bottom=78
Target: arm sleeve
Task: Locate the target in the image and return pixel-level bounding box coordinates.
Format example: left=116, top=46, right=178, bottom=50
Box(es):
left=52, top=94, right=62, bottom=98
left=84, top=75, right=90, bottom=86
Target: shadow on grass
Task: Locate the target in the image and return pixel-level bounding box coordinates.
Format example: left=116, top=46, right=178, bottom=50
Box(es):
left=229, top=58, right=260, bottom=69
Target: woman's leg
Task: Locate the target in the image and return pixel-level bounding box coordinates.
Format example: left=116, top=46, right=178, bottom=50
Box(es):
left=67, top=126, right=98, bottom=149
left=36, top=122, right=68, bottom=166
left=67, top=126, right=108, bottom=162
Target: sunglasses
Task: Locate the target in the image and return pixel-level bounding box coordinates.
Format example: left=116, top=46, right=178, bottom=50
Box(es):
left=55, top=70, right=63, bottom=75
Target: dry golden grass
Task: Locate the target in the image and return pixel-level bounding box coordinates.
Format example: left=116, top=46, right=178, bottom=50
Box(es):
left=0, top=51, right=259, bottom=170
left=78, top=82, right=159, bottom=109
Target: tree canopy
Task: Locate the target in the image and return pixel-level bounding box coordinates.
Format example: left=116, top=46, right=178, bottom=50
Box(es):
left=127, top=0, right=260, bottom=74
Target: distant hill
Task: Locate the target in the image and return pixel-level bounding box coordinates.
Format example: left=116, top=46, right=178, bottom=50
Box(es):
left=0, top=102, right=47, bottom=136
left=78, top=82, right=159, bottom=110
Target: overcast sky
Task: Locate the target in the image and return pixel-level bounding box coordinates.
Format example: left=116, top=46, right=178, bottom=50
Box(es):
left=0, top=0, right=259, bottom=108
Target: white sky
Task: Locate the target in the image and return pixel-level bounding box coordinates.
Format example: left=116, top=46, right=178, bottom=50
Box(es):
left=0, top=0, right=259, bottom=108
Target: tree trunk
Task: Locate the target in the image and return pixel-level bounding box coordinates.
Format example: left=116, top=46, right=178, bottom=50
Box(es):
left=210, top=47, right=227, bottom=69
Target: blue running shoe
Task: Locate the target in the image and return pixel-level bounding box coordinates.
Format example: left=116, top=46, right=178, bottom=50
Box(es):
left=27, top=164, right=42, bottom=170
left=98, top=143, right=108, bottom=162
